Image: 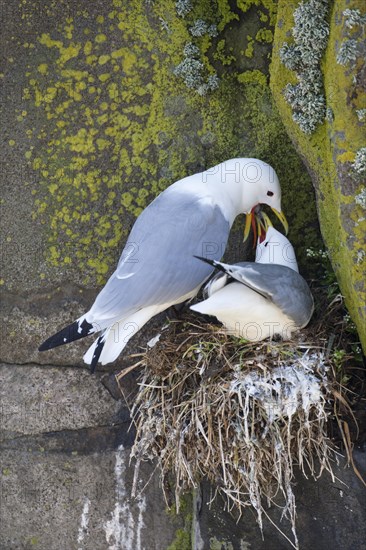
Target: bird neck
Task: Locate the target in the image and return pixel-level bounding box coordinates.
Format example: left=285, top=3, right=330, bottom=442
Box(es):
left=209, top=181, right=243, bottom=225
left=203, top=159, right=260, bottom=223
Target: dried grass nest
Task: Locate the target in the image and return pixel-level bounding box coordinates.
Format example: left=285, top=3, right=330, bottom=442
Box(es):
left=115, top=307, right=359, bottom=549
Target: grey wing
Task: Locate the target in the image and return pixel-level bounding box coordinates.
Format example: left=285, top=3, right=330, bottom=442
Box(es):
left=88, top=189, right=230, bottom=322
left=227, top=263, right=314, bottom=327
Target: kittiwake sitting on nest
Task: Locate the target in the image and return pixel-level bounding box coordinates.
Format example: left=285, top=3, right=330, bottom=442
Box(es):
left=191, top=226, right=313, bottom=341
left=38, top=158, right=288, bottom=371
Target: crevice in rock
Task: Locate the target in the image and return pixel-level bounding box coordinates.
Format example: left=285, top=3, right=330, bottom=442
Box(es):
left=1, top=423, right=135, bottom=455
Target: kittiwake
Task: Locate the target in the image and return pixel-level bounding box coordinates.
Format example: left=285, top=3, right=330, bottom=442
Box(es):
left=38, top=158, right=288, bottom=371
left=190, top=226, right=313, bottom=341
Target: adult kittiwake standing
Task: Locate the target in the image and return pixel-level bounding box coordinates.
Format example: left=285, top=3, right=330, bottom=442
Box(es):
left=38, top=158, right=288, bottom=371
left=191, top=225, right=313, bottom=341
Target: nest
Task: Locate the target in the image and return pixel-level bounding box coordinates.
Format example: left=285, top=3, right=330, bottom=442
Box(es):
left=125, top=316, right=339, bottom=549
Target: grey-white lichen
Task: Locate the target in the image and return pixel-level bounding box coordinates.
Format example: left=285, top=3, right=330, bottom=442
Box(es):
left=336, top=39, right=358, bottom=67
left=280, top=0, right=329, bottom=134
left=356, top=249, right=366, bottom=265
left=175, top=0, right=192, bottom=18
left=337, top=9, right=366, bottom=67
left=292, top=0, right=329, bottom=61
left=196, top=74, right=220, bottom=96
left=343, top=8, right=366, bottom=29
left=189, top=19, right=218, bottom=38
left=283, top=65, right=327, bottom=134
left=356, top=109, right=366, bottom=122
left=352, top=148, right=366, bottom=177
left=325, top=106, right=334, bottom=122
left=174, top=42, right=219, bottom=95
left=279, top=43, right=302, bottom=71
left=159, top=17, right=170, bottom=34
left=355, top=187, right=366, bottom=209
left=174, top=56, right=204, bottom=90
left=183, top=42, right=200, bottom=58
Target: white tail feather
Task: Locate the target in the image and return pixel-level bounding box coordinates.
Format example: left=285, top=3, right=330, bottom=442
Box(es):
left=83, top=339, right=99, bottom=364
left=83, top=305, right=164, bottom=366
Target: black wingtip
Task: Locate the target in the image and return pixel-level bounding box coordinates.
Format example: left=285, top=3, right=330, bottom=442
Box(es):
left=193, top=255, right=217, bottom=267
left=38, top=339, right=55, bottom=352
left=193, top=255, right=228, bottom=274
left=38, top=319, right=95, bottom=352
left=89, top=336, right=105, bottom=374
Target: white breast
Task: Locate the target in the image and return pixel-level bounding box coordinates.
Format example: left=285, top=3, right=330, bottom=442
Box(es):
left=191, top=283, right=297, bottom=341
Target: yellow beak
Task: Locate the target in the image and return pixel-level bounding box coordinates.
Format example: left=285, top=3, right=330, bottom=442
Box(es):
left=271, top=208, right=289, bottom=235
left=244, top=208, right=289, bottom=242
left=258, top=211, right=273, bottom=233
left=243, top=212, right=253, bottom=242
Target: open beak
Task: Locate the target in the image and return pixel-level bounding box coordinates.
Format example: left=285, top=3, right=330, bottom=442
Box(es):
left=271, top=208, right=289, bottom=235
left=244, top=207, right=289, bottom=243
left=257, top=211, right=272, bottom=242
left=243, top=207, right=270, bottom=245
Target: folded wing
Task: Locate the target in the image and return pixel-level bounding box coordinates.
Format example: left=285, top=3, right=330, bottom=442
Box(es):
left=86, top=189, right=230, bottom=329
left=211, top=261, right=314, bottom=328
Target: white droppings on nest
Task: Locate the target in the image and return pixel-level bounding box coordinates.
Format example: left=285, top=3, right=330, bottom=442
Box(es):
left=129, top=322, right=338, bottom=550
left=230, top=354, right=327, bottom=423
left=147, top=334, right=161, bottom=348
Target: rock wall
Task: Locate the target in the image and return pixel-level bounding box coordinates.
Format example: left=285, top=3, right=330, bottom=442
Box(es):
left=0, top=365, right=185, bottom=549
left=1, top=0, right=323, bottom=366
left=1, top=363, right=366, bottom=549
left=271, top=0, right=366, bottom=350
left=1, top=1, right=365, bottom=549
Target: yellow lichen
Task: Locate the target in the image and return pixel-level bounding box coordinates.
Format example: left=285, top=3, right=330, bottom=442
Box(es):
left=337, top=151, right=356, bottom=163
left=37, top=63, right=48, bottom=74
left=255, top=28, right=273, bottom=43
left=95, top=34, right=107, bottom=43
left=22, top=0, right=318, bottom=292
left=245, top=35, right=255, bottom=58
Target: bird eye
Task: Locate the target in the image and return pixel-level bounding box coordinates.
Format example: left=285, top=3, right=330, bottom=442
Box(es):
left=267, top=191, right=274, bottom=197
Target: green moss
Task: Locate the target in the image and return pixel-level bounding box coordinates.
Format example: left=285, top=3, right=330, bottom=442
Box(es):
left=166, top=492, right=193, bottom=550
left=214, top=39, right=236, bottom=65
left=24, top=2, right=197, bottom=284
left=167, top=528, right=191, bottom=550
left=237, top=69, right=267, bottom=86
left=37, top=63, right=48, bottom=74
left=237, top=0, right=277, bottom=25
left=217, top=0, right=239, bottom=30
left=210, top=538, right=234, bottom=550
left=271, top=0, right=366, bottom=350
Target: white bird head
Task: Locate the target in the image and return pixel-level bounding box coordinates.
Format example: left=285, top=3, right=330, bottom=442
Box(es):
left=223, top=158, right=288, bottom=237
left=255, top=226, right=299, bottom=272
left=240, top=159, right=282, bottom=212
left=201, top=158, right=288, bottom=234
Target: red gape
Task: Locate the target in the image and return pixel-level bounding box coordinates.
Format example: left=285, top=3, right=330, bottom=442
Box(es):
left=259, top=221, right=266, bottom=244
